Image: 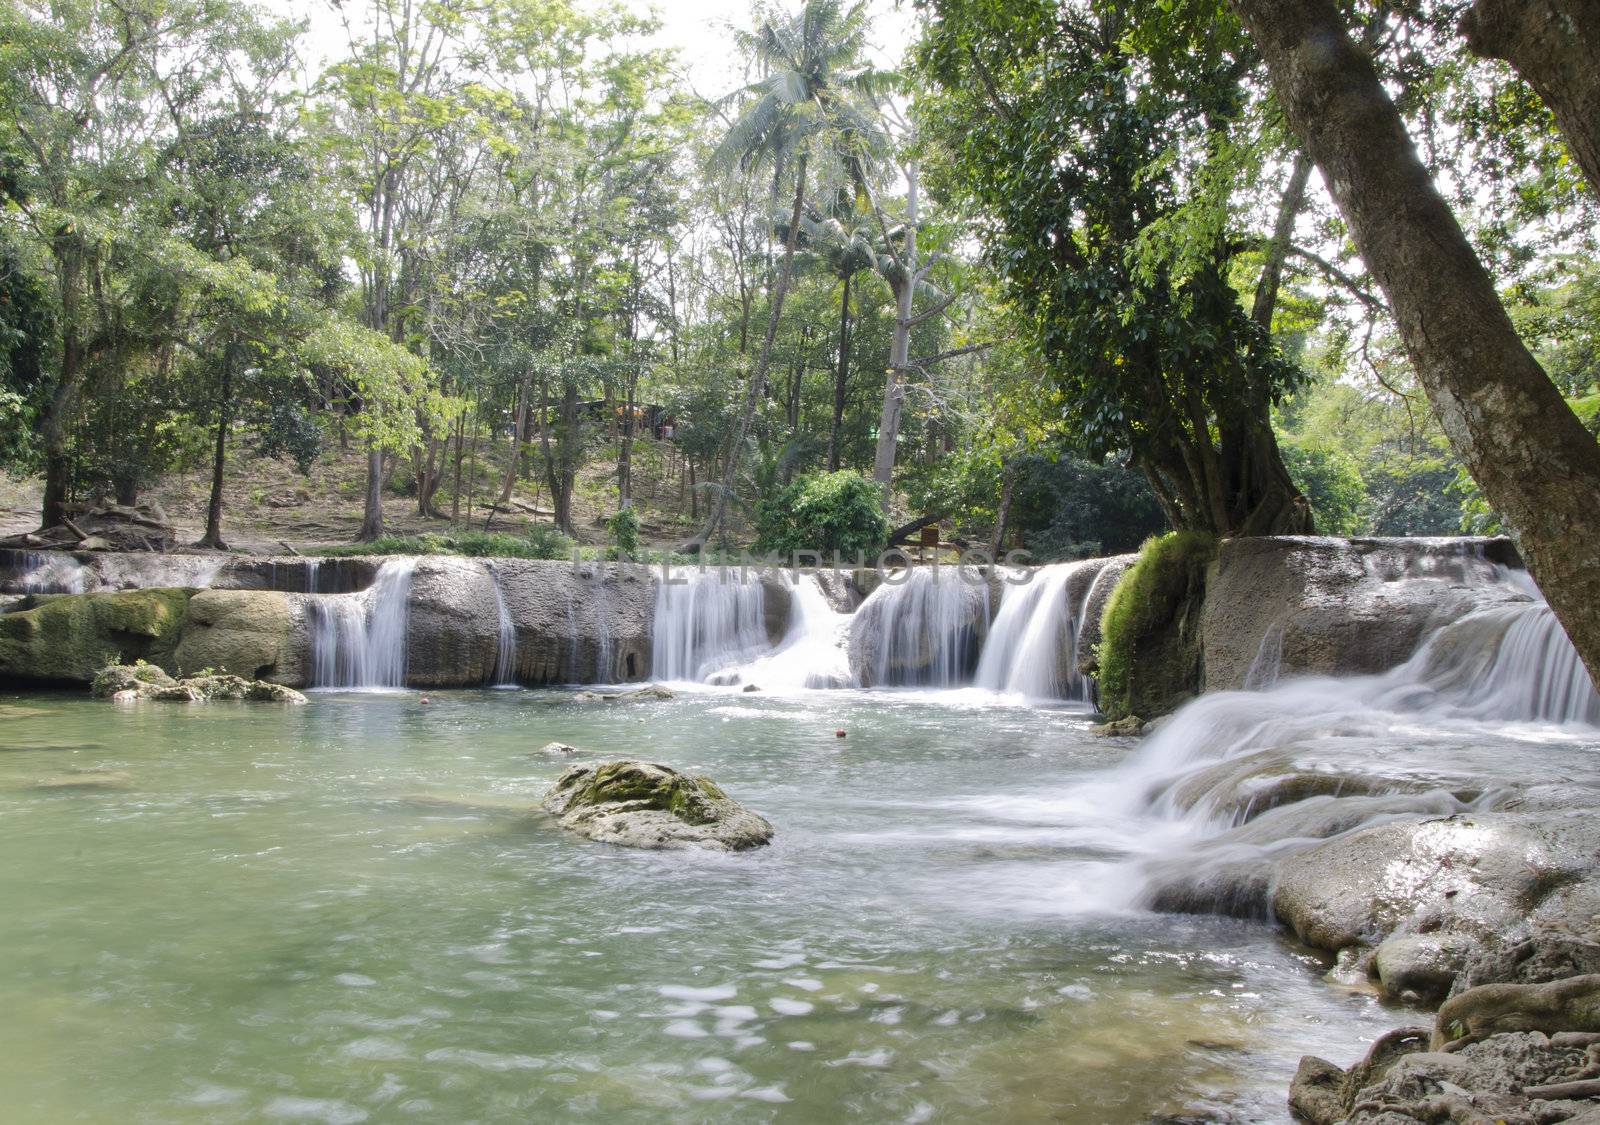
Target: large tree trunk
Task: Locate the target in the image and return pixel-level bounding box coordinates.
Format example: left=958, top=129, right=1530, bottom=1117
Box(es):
left=1232, top=0, right=1600, bottom=685
left=827, top=272, right=852, bottom=472
left=1460, top=0, right=1600, bottom=197
left=691, top=154, right=808, bottom=548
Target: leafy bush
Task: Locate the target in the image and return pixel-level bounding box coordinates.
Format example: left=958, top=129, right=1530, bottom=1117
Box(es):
left=1096, top=531, right=1217, bottom=721
left=606, top=506, right=641, bottom=558
left=754, top=471, right=889, bottom=558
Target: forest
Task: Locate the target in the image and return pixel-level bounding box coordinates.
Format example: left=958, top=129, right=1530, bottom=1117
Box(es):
left=0, top=0, right=1597, bottom=596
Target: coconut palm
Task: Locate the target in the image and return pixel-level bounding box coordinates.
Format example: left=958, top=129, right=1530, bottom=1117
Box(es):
left=689, top=0, right=888, bottom=548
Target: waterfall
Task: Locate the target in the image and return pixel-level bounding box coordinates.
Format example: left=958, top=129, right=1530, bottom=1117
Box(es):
left=739, top=574, right=853, bottom=690
left=851, top=567, right=991, bottom=688
left=308, top=558, right=416, bottom=690
left=486, top=563, right=517, bottom=687
left=651, top=568, right=770, bottom=683
left=974, top=561, right=1097, bottom=700
left=1242, top=623, right=1285, bottom=692
left=16, top=551, right=85, bottom=594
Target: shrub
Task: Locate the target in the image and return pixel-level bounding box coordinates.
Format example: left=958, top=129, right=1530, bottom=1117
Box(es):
left=606, top=506, right=641, bottom=558
left=1096, top=531, right=1217, bottom=721
left=754, top=471, right=889, bottom=559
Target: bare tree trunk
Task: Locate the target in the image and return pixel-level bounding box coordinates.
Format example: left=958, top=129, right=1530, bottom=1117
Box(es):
left=990, top=457, right=1016, bottom=559
left=198, top=347, right=234, bottom=550
left=497, top=375, right=532, bottom=508
left=873, top=162, right=920, bottom=493
left=1461, top=0, right=1600, bottom=197
left=691, top=154, right=808, bottom=548
left=827, top=272, right=852, bottom=471
left=357, top=446, right=384, bottom=541
left=1233, top=0, right=1600, bottom=684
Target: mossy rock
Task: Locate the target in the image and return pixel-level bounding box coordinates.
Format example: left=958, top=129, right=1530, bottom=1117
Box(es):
left=90, top=663, right=307, bottom=704
left=173, top=589, right=300, bottom=684
left=1095, top=532, right=1217, bottom=722
left=0, top=588, right=192, bottom=685
left=542, top=760, right=772, bottom=851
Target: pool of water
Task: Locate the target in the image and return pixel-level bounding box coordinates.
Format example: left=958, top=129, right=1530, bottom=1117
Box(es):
left=0, top=688, right=1395, bottom=1123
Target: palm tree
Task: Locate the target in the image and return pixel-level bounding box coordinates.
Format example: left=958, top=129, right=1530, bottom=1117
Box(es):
left=689, top=0, right=887, bottom=548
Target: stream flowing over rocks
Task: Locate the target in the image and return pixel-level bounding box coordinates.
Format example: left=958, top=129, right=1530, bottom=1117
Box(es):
left=5, top=536, right=1600, bottom=1119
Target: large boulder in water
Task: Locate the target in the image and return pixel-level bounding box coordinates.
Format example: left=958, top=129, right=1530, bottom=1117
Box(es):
left=1201, top=535, right=1525, bottom=691
left=849, top=568, right=999, bottom=687
left=173, top=589, right=306, bottom=685
left=0, top=588, right=191, bottom=685
left=542, top=760, right=773, bottom=851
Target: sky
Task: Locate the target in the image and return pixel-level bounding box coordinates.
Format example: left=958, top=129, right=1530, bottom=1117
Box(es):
left=285, top=0, right=915, bottom=98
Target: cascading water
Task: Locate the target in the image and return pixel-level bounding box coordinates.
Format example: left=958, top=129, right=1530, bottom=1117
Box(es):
left=1005, top=565, right=1600, bottom=917
left=16, top=551, right=86, bottom=594
left=851, top=567, right=992, bottom=688
left=308, top=558, right=416, bottom=690
left=485, top=563, right=518, bottom=687
left=650, top=568, right=771, bottom=683
left=973, top=561, right=1098, bottom=701
left=737, top=574, right=853, bottom=690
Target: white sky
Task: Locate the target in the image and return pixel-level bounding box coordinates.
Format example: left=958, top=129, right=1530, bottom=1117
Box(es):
left=283, top=0, right=915, bottom=100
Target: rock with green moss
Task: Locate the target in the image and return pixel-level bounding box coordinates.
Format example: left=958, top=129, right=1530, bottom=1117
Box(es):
left=90, top=663, right=307, bottom=704
left=542, top=760, right=773, bottom=851
left=1095, top=532, right=1217, bottom=722
left=0, top=588, right=192, bottom=685
left=173, top=589, right=304, bottom=685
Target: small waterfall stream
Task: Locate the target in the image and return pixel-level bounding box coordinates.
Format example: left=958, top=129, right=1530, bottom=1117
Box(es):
left=486, top=563, right=518, bottom=687
left=851, top=568, right=992, bottom=688
left=651, top=569, right=770, bottom=683
left=973, top=560, right=1098, bottom=701
left=308, top=558, right=416, bottom=690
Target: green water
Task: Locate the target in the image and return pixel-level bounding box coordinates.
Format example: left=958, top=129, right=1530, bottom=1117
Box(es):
left=0, top=689, right=1392, bottom=1123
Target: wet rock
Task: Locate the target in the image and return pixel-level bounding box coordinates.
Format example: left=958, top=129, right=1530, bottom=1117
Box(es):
left=91, top=661, right=175, bottom=696
left=1273, top=809, right=1600, bottom=961
left=402, top=557, right=501, bottom=688
left=91, top=663, right=306, bottom=704
left=174, top=589, right=304, bottom=685
left=493, top=559, right=654, bottom=685
left=1090, top=716, right=1145, bottom=737
left=1202, top=535, right=1524, bottom=691
left=0, top=588, right=191, bottom=685
left=150, top=682, right=206, bottom=702
left=1452, top=938, right=1600, bottom=998
left=569, top=684, right=674, bottom=704
left=538, top=742, right=580, bottom=755
left=1374, top=933, right=1476, bottom=1005
left=542, top=760, right=773, bottom=852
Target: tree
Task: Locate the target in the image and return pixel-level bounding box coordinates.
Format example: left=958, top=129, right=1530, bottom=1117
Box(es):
left=691, top=0, right=884, bottom=548
left=798, top=204, right=878, bottom=470
left=0, top=0, right=266, bottom=528
left=919, top=0, right=1313, bottom=536
left=1459, top=0, right=1600, bottom=199
left=1229, top=0, right=1600, bottom=684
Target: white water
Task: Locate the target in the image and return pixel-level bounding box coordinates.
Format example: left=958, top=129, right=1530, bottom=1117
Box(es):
left=650, top=568, right=771, bottom=683
left=973, top=560, right=1097, bottom=701
left=852, top=567, right=993, bottom=687
left=6, top=550, right=223, bottom=595
left=486, top=563, right=518, bottom=687
left=308, top=558, right=416, bottom=690
left=736, top=575, right=854, bottom=690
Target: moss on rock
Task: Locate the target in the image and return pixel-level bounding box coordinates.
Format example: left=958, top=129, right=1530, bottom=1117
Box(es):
left=1095, top=532, right=1217, bottom=721
left=0, top=588, right=192, bottom=685
left=542, top=760, right=773, bottom=851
